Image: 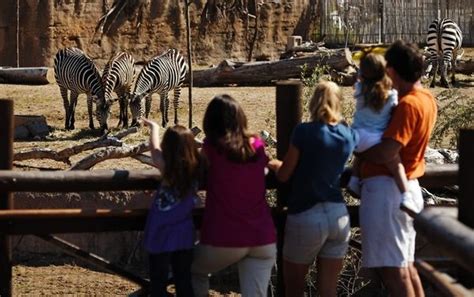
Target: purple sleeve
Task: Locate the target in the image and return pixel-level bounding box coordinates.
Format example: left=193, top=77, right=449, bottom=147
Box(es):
left=252, top=137, right=269, bottom=165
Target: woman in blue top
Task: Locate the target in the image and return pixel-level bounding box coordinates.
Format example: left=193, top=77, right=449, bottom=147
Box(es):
left=268, top=81, right=358, bottom=297
left=142, top=118, right=203, bottom=297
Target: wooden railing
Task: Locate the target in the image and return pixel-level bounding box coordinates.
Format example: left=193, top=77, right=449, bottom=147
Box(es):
left=0, top=86, right=472, bottom=296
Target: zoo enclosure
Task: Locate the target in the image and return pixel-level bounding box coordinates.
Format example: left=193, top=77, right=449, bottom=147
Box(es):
left=0, top=84, right=473, bottom=296
left=320, top=0, right=474, bottom=46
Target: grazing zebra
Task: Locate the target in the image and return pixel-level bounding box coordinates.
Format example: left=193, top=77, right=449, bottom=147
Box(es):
left=54, top=47, right=104, bottom=130
left=425, top=18, right=463, bottom=88
left=130, top=48, right=188, bottom=127
left=98, top=51, right=136, bottom=133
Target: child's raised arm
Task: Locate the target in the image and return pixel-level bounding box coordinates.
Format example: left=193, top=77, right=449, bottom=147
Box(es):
left=142, top=118, right=165, bottom=170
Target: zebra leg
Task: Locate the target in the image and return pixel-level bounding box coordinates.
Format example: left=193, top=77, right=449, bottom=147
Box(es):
left=145, top=95, right=152, bottom=119
left=173, top=87, right=181, bottom=125
left=122, top=94, right=130, bottom=128
left=440, top=61, right=450, bottom=88
left=430, top=59, right=438, bottom=88
left=161, top=93, right=169, bottom=127
left=451, top=59, right=457, bottom=86
left=60, top=86, right=70, bottom=130
left=69, top=92, right=79, bottom=130
left=159, top=93, right=166, bottom=127
left=117, top=98, right=124, bottom=128
left=87, top=94, right=95, bottom=129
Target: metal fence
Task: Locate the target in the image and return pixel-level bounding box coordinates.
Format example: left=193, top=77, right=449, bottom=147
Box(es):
left=320, top=0, right=474, bottom=46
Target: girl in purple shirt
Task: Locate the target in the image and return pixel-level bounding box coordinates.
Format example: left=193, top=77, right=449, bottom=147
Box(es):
left=142, top=119, right=203, bottom=297
left=191, top=94, right=276, bottom=297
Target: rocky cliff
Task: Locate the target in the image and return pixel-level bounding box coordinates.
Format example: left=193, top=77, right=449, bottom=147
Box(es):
left=0, top=0, right=319, bottom=67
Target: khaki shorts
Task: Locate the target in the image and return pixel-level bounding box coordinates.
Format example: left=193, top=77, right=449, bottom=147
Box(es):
left=283, top=202, right=350, bottom=264
left=360, top=176, right=424, bottom=268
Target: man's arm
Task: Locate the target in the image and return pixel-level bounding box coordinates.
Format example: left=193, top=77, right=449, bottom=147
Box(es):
left=358, top=137, right=403, bottom=164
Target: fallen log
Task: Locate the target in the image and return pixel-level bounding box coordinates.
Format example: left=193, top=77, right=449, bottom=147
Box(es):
left=14, top=127, right=138, bottom=164
left=70, top=142, right=149, bottom=170
left=191, top=48, right=354, bottom=87
left=0, top=67, right=50, bottom=85
left=456, top=58, right=474, bottom=75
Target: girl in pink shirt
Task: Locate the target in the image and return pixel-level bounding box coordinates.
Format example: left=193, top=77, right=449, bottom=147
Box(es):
left=191, top=94, right=276, bottom=297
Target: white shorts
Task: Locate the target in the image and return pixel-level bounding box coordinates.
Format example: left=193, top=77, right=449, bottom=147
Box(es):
left=359, top=176, right=424, bottom=268
left=354, top=128, right=383, bottom=153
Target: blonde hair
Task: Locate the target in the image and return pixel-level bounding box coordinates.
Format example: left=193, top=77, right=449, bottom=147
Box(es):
left=359, top=53, right=392, bottom=111
left=309, top=81, right=342, bottom=124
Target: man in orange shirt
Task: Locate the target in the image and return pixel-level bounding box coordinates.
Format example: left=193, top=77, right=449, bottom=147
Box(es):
left=358, top=40, right=437, bottom=297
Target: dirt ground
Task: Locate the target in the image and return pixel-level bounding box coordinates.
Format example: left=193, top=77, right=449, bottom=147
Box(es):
left=1, top=52, right=473, bottom=295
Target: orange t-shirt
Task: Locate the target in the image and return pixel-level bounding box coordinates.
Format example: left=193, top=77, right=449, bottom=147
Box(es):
left=361, top=87, right=437, bottom=179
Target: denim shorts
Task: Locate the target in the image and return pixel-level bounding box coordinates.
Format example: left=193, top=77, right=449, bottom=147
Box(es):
left=283, top=202, right=350, bottom=264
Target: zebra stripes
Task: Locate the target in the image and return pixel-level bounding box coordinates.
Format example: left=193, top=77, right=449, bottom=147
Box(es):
left=425, top=18, right=463, bottom=88
left=130, top=48, right=189, bottom=127
left=99, top=52, right=136, bottom=132
left=54, top=47, right=104, bottom=130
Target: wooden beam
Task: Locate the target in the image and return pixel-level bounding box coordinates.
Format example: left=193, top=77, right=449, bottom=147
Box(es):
left=415, top=259, right=472, bottom=297
left=275, top=81, right=302, bottom=297
left=0, top=163, right=457, bottom=193
left=458, top=129, right=474, bottom=228
left=414, top=207, right=474, bottom=275
left=0, top=99, right=13, bottom=297
left=38, top=234, right=149, bottom=289
left=0, top=170, right=160, bottom=192
left=0, top=206, right=359, bottom=234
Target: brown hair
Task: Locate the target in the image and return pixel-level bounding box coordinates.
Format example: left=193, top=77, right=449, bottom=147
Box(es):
left=203, top=94, right=256, bottom=162
left=161, top=125, right=202, bottom=198
left=309, top=81, right=343, bottom=124
left=359, top=53, right=392, bottom=112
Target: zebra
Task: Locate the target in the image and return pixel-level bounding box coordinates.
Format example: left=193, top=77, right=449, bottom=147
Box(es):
left=54, top=47, right=104, bottom=130
left=98, top=51, right=136, bottom=133
left=130, top=48, right=188, bottom=128
left=425, top=18, right=463, bottom=88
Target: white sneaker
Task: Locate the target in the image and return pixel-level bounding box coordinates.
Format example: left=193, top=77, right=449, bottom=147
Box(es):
left=347, top=176, right=361, bottom=198
left=400, top=192, right=418, bottom=213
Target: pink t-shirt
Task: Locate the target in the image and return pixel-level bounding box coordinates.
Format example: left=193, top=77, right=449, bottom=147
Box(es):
left=200, top=137, right=276, bottom=247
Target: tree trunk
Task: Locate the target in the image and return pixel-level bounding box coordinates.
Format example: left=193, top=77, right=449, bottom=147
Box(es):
left=0, top=67, right=50, bottom=85
left=190, top=48, right=354, bottom=87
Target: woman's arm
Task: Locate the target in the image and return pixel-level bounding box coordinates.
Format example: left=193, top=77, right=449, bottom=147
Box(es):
left=142, top=118, right=165, bottom=170
left=268, top=144, right=300, bottom=182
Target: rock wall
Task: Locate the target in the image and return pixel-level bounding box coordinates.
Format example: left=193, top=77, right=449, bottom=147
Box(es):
left=0, top=0, right=319, bottom=68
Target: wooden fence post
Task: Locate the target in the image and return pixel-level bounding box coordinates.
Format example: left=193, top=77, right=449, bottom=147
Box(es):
left=275, top=81, right=302, bottom=297
left=458, top=128, right=474, bottom=287
left=0, top=99, right=14, bottom=297
left=458, top=129, right=474, bottom=228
